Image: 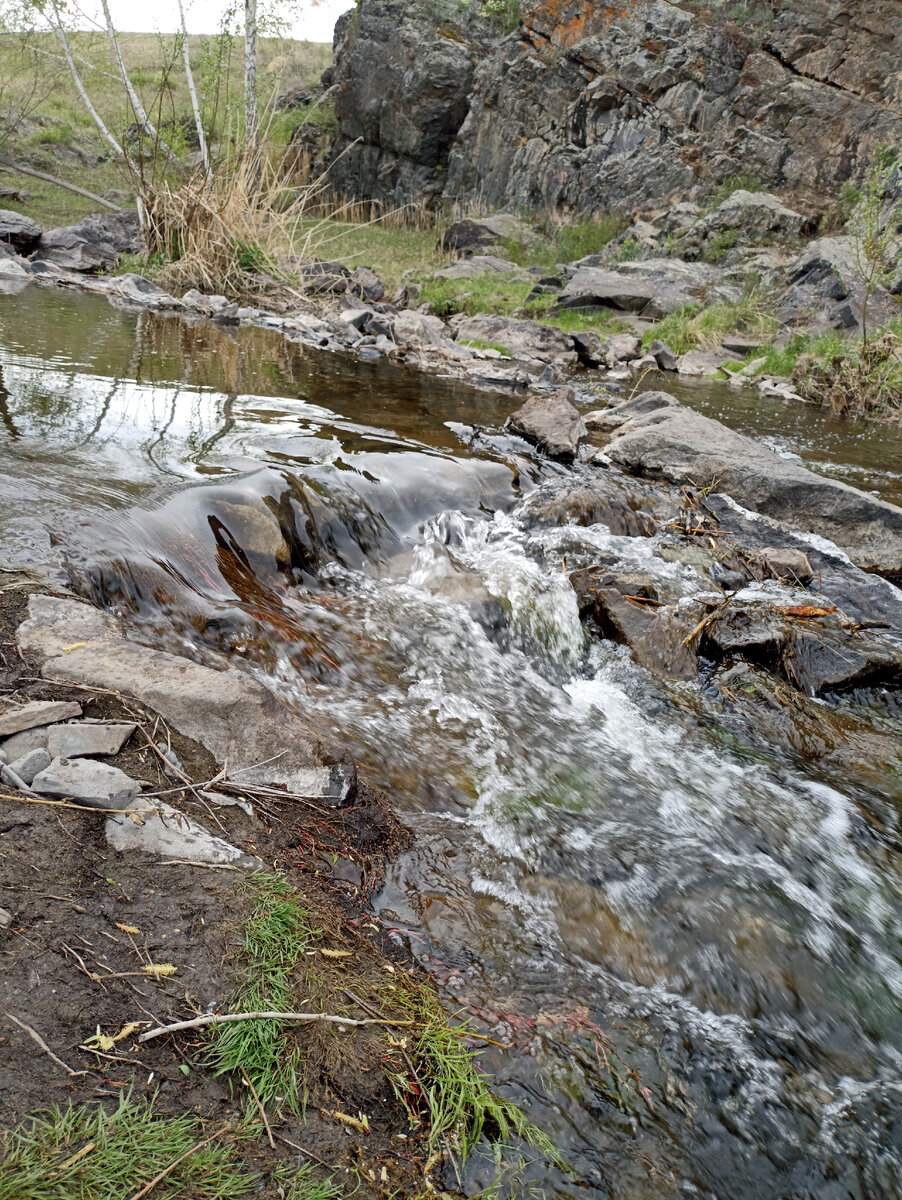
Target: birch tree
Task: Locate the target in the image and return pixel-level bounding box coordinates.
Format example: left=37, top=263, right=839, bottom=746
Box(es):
left=245, top=0, right=258, bottom=151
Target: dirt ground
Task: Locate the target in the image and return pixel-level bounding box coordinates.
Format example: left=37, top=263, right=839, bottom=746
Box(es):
left=0, top=576, right=433, bottom=1198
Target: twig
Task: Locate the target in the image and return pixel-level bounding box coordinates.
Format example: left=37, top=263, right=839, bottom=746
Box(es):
left=139, top=1010, right=413, bottom=1043
left=0, top=792, right=154, bottom=814
left=127, top=1125, right=230, bottom=1200
left=6, top=1012, right=87, bottom=1077
left=241, top=1068, right=274, bottom=1149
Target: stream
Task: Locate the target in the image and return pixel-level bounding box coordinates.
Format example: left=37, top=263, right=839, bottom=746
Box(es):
left=2, top=287, right=901, bottom=1199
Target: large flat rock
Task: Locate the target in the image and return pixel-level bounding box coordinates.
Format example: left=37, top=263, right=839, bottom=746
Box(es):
left=605, top=402, right=902, bottom=575
left=17, top=595, right=355, bottom=802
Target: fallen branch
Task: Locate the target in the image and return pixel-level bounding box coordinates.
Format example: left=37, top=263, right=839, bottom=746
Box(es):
left=0, top=791, right=154, bottom=814
left=0, top=157, right=124, bottom=211
left=139, top=1010, right=413, bottom=1043
left=6, top=1012, right=87, bottom=1077
left=241, top=1068, right=274, bottom=1148
left=127, top=1126, right=230, bottom=1200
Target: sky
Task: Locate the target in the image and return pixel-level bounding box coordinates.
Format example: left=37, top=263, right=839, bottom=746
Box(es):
left=71, top=1, right=350, bottom=43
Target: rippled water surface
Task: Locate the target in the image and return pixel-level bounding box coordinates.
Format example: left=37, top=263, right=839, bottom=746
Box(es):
left=2, top=288, right=901, bottom=1199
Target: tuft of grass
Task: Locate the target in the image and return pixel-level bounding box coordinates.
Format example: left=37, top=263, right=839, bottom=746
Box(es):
left=387, top=985, right=567, bottom=1174
left=419, top=273, right=534, bottom=318
left=0, top=1095, right=255, bottom=1200
left=460, top=337, right=511, bottom=354
left=709, top=173, right=763, bottom=207
left=271, top=1162, right=342, bottom=1200
left=643, top=292, right=779, bottom=354
left=206, top=872, right=315, bottom=1113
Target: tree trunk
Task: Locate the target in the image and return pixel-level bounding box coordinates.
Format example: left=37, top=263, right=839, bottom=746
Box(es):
left=99, top=0, right=174, bottom=158
left=49, top=1, right=123, bottom=158
left=245, top=0, right=258, bottom=152
left=176, top=0, right=210, bottom=176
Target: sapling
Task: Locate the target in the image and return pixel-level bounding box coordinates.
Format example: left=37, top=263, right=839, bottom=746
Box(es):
left=849, top=146, right=902, bottom=344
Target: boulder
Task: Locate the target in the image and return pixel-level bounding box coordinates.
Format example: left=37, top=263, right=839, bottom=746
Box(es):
left=556, top=259, right=737, bottom=319
left=649, top=339, right=678, bottom=371
left=17, top=595, right=355, bottom=803
left=605, top=402, right=902, bottom=574
left=32, top=757, right=139, bottom=810
left=391, top=309, right=450, bottom=347
left=754, top=547, right=814, bottom=585
left=676, top=349, right=733, bottom=376
left=0, top=727, right=49, bottom=760
left=572, top=577, right=697, bottom=681
left=436, top=255, right=527, bottom=280
left=439, top=214, right=538, bottom=257
left=0, top=699, right=82, bottom=738
left=454, top=313, right=577, bottom=365
left=37, top=211, right=141, bottom=272
left=0, top=209, right=42, bottom=253
left=113, top=273, right=180, bottom=308
left=506, top=387, right=586, bottom=460
left=600, top=333, right=642, bottom=367
left=350, top=265, right=385, bottom=302
left=0, top=255, right=28, bottom=278
left=521, top=471, right=671, bottom=537
left=695, top=190, right=808, bottom=241
left=778, top=236, right=898, bottom=333
left=571, top=330, right=604, bottom=367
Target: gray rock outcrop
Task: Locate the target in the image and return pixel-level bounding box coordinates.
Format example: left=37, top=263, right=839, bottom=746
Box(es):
left=506, top=387, right=586, bottom=460
left=604, top=400, right=902, bottom=575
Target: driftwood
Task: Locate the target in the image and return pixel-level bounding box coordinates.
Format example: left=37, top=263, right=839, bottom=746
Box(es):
left=139, top=1010, right=413, bottom=1043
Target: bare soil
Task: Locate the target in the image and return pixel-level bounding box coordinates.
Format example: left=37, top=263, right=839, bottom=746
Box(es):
left=0, top=575, right=430, bottom=1198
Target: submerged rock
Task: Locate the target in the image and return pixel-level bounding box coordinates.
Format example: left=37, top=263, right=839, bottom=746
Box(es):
left=506, top=387, right=586, bottom=460
left=522, top=471, right=672, bottom=537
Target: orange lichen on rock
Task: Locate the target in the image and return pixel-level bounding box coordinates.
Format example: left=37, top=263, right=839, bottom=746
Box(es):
left=522, top=0, right=642, bottom=48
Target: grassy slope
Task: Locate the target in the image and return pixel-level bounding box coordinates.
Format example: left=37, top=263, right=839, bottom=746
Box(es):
left=0, top=31, right=331, bottom=226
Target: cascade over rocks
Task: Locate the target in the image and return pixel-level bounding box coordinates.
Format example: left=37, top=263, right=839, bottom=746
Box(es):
left=328, top=0, right=902, bottom=216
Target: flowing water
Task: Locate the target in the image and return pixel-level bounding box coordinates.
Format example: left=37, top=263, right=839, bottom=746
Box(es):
left=2, top=288, right=902, bottom=1199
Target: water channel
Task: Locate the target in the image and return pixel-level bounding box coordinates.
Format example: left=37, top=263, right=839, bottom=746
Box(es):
left=1, top=286, right=901, bottom=1199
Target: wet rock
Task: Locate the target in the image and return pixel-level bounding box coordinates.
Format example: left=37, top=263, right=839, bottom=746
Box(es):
left=454, top=313, right=577, bottom=366
left=714, top=662, right=902, bottom=778
left=0, top=700, right=83, bottom=738
left=574, top=578, right=698, bottom=681
left=571, top=330, right=604, bottom=367
left=0, top=256, right=28, bottom=279
left=105, top=798, right=260, bottom=867
left=17, top=595, right=355, bottom=803
left=506, top=387, right=586, bottom=460
left=113, top=273, right=179, bottom=309
left=556, top=259, right=737, bottom=319
left=590, top=391, right=679, bottom=432
left=439, top=215, right=537, bottom=257
left=8, top=748, right=51, bottom=786
left=37, top=212, right=141, bottom=272
left=706, top=604, right=790, bottom=659
left=649, top=339, right=678, bottom=371
left=46, top=722, right=136, bottom=759
left=754, top=547, right=814, bottom=585
left=0, top=209, right=42, bottom=253
left=522, top=471, right=671, bottom=537
left=606, top=402, right=902, bottom=575
left=782, top=621, right=902, bottom=695
left=32, top=757, right=140, bottom=810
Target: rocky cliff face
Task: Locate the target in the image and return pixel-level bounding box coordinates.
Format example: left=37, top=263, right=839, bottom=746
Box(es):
left=328, top=0, right=902, bottom=215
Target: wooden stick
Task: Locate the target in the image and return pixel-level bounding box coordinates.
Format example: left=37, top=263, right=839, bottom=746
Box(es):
left=274, top=1132, right=331, bottom=1170
left=241, top=1068, right=274, bottom=1149
left=139, top=1010, right=413, bottom=1043
left=6, top=1012, right=87, bottom=1077
left=0, top=792, right=155, bottom=814
left=127, top=1126, right=230, bottom=1200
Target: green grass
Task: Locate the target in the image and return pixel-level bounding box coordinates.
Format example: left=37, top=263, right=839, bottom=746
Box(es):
left=643, top=293, right=779, bottom=354
left=297, top=218, right=443, bottom=292
left=498, top=214, right=627, bottom=269
left=272, top=1163, right=342, bottom=1200
left=525, top=299, right=628, bottom=338
left=419, top=273, right=534, bottom=318
left=206, top=872, right=315, bottom=1114
left=388, top=986, right=566, bottom=1174
left=0, top=1096, right=255, bottom=1200
left=460, top=337, right=511, bottom=354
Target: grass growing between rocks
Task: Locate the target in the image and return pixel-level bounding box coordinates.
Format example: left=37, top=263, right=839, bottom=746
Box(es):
left=643, top=292, right=779, bottom=354
left=0, top=1095, right=256, bottom=1200
left=206, top=872, right=315, bottom=1113
left=420, top=273, right=534, bottom=318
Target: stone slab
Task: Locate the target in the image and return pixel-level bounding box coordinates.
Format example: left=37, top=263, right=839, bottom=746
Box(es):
left=0, top=699, right=83, bottom=738
left=46, top=722, right=136, bottom=759
left=32, top=757, right=140, bottom=810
